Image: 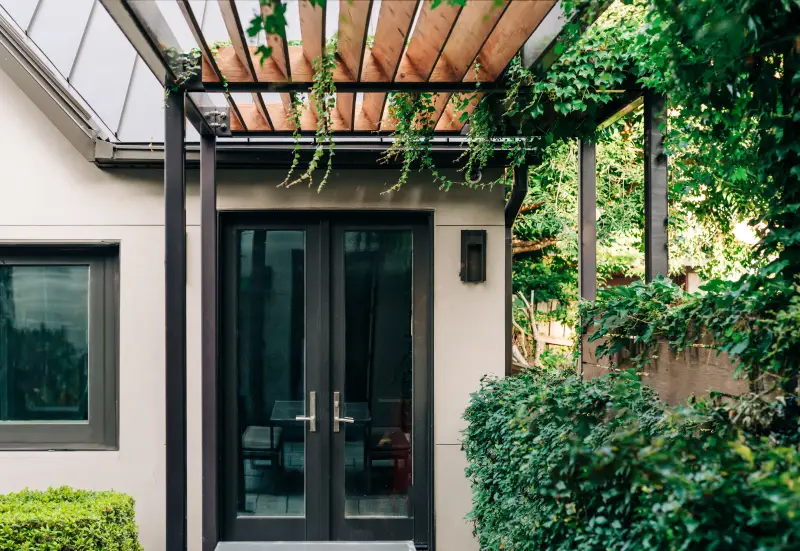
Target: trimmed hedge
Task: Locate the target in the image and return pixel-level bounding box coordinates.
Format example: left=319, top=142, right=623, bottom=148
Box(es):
left=0, top=487, right=142, bottom=551
left=463, top=369, right=800, bottom=550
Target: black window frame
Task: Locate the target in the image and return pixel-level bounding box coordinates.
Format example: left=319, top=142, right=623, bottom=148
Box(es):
left=0, top=244, right=119, bottom=450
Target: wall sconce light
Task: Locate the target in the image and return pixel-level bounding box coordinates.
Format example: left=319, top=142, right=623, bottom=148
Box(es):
left=460, top=230, right=487, bottom=283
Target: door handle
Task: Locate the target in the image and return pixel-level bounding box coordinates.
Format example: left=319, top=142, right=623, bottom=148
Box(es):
left=295, top=391, right=317, bottom=432
left=333, top=391, right=354, bottom=433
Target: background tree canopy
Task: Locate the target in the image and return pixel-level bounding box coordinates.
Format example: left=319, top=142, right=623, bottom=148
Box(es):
left=511, top=0, right=767, bottom=311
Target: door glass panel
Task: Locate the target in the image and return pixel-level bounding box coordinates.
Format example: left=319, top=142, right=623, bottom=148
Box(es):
left=343, top=230, right=413, bottom=518
left=236, top=230, right=306, bottom=517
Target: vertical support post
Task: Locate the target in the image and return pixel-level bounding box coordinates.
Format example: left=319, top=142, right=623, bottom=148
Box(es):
left=505, top=166, right=529, bottom=375
left=200, top=132, right=218, bottom=551
left=164, top=90, right=187, bottom=551
left=644, top=92, right=669, bottom=281
left=578, top=139, right=597, bottom=377
left=578, top=140, right=597, bottom=302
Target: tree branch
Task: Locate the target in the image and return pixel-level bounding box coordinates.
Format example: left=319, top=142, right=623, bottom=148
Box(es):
left=518, top=201, right=543, bottom=215
left=512, top=237, right=559, bottom=255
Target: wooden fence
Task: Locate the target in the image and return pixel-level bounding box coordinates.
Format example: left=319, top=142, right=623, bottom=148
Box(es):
left=512, top=295, right=576, bottom=370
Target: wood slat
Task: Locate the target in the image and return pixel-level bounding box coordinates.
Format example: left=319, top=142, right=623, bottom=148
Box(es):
left=437, top=0, right=510, bottom=81
left=358, top=0, right=419, bottom=130
left=260, top=1, right=293, bottom=113
left=232, top=103, right=349, bottom=133
left=379, top=0, right=461, bottom=129
left=217, top=0, right=272, bottom=130
left=400, top=0, right=462, bottom=81
left=336, top=93, right=355, bottom=130
left=177, top=0, right=247, bottom=130
left=206, top=45, right=354, bottom=83
left=423, top=0, right=510, bottom=130
left=446, top=0, right=557, bottom=131
left=298, top=0, right=325, bottom=64
left=357, top=93, right=384, bottom=130
left=465, top=0, right=555, bottom=82
left=337, top=0, right=372, bottom=130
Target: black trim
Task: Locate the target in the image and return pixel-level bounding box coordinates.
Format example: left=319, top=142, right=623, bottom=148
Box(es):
left=215, top=211, right=433, bottom=548
left=95, top=146, right=517, bottom=170
left=201, top=133, right=219, bottom=551
left=0, top=245, right=119, bottom=451
left=164, top=89, right=187, bottom=551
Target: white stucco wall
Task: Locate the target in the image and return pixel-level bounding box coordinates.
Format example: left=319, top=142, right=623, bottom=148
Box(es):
left=0, top=66, right=505, bottom=551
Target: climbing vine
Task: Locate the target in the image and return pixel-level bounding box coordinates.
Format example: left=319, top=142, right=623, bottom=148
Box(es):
left=286, top=37, right=337, bottom=190
left=382, top=92, right=449, bottom=191
left=280, top=93, right=304, bottom=187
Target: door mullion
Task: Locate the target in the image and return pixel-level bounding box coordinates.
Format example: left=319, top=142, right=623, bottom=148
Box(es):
left=313, top=218, right=333, bottom=540
left=329, top=223, right=348, bottom=537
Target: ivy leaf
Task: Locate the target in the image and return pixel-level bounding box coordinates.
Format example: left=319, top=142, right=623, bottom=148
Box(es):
left=255, top=45, right=273, bottom=66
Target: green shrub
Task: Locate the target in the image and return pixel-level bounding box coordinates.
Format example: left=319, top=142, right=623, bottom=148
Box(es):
left=463, top=369, right=800, bottom=550
left=0, top=487, right=142, bottom=551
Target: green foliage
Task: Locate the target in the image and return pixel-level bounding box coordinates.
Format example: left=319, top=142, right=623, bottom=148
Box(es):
left=463, top=369, right=800, bottom=551
left=640, top=0, right=800, bottom=276
left=0, top=487, right=142, bottom=551
left=248, top=0, right=325, bottom=64
left=286, top=39, right=337, bottom=191
left=580, top=273, right=800, bottom=387
left=280, top=92, right=304, bottom=187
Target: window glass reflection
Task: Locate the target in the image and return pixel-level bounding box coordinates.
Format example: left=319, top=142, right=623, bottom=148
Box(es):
left=236, top=230, right=307, bottom=517
left=343, top=231, right=413, bottom=518
left=0, top=266, right=90, bottom=422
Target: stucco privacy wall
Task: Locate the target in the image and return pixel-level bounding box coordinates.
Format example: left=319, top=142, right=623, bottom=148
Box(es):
left=0, top=67, right=505, bottom=550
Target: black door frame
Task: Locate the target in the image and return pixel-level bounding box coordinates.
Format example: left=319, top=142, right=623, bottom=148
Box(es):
left=214, top=210, right=434, bottom=548
left=220, top=218, right=327, bottom=541
left=330, top=219, right=432, bottom=543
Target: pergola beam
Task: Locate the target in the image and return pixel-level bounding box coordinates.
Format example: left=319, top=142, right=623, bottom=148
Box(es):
left=201, top=80, right=523, bottom=93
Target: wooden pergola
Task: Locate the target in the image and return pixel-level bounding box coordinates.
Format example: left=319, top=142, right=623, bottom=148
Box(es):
left=98, top=2, right=668, bottom=550
left=106, top=0, right=559, bottom=136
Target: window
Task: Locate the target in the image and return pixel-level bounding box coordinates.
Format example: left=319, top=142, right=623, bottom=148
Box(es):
left=0, top=246, right=118, bottom=449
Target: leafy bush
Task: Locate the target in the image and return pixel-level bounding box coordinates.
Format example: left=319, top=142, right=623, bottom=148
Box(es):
left=0, top=487, right=142, bottom=551
left=463, top=369, right=800, bottom=551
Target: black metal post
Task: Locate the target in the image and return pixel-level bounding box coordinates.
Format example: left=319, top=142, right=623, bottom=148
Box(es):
left=164, top=89, right=187, bottom=551
left=200, top=132, right=218, bottom=551
left=644, top=92, right=669, bottom=281
left=505, top=166, right=529, bottom=375
left=578, top=140, right=597, bottom=301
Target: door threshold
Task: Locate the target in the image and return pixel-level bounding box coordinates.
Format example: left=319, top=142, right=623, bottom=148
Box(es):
left=215, top=543, right=416, bottom=551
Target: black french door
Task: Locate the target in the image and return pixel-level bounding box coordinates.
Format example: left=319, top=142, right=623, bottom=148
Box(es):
left=220, top=212, right=431, bottom=546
